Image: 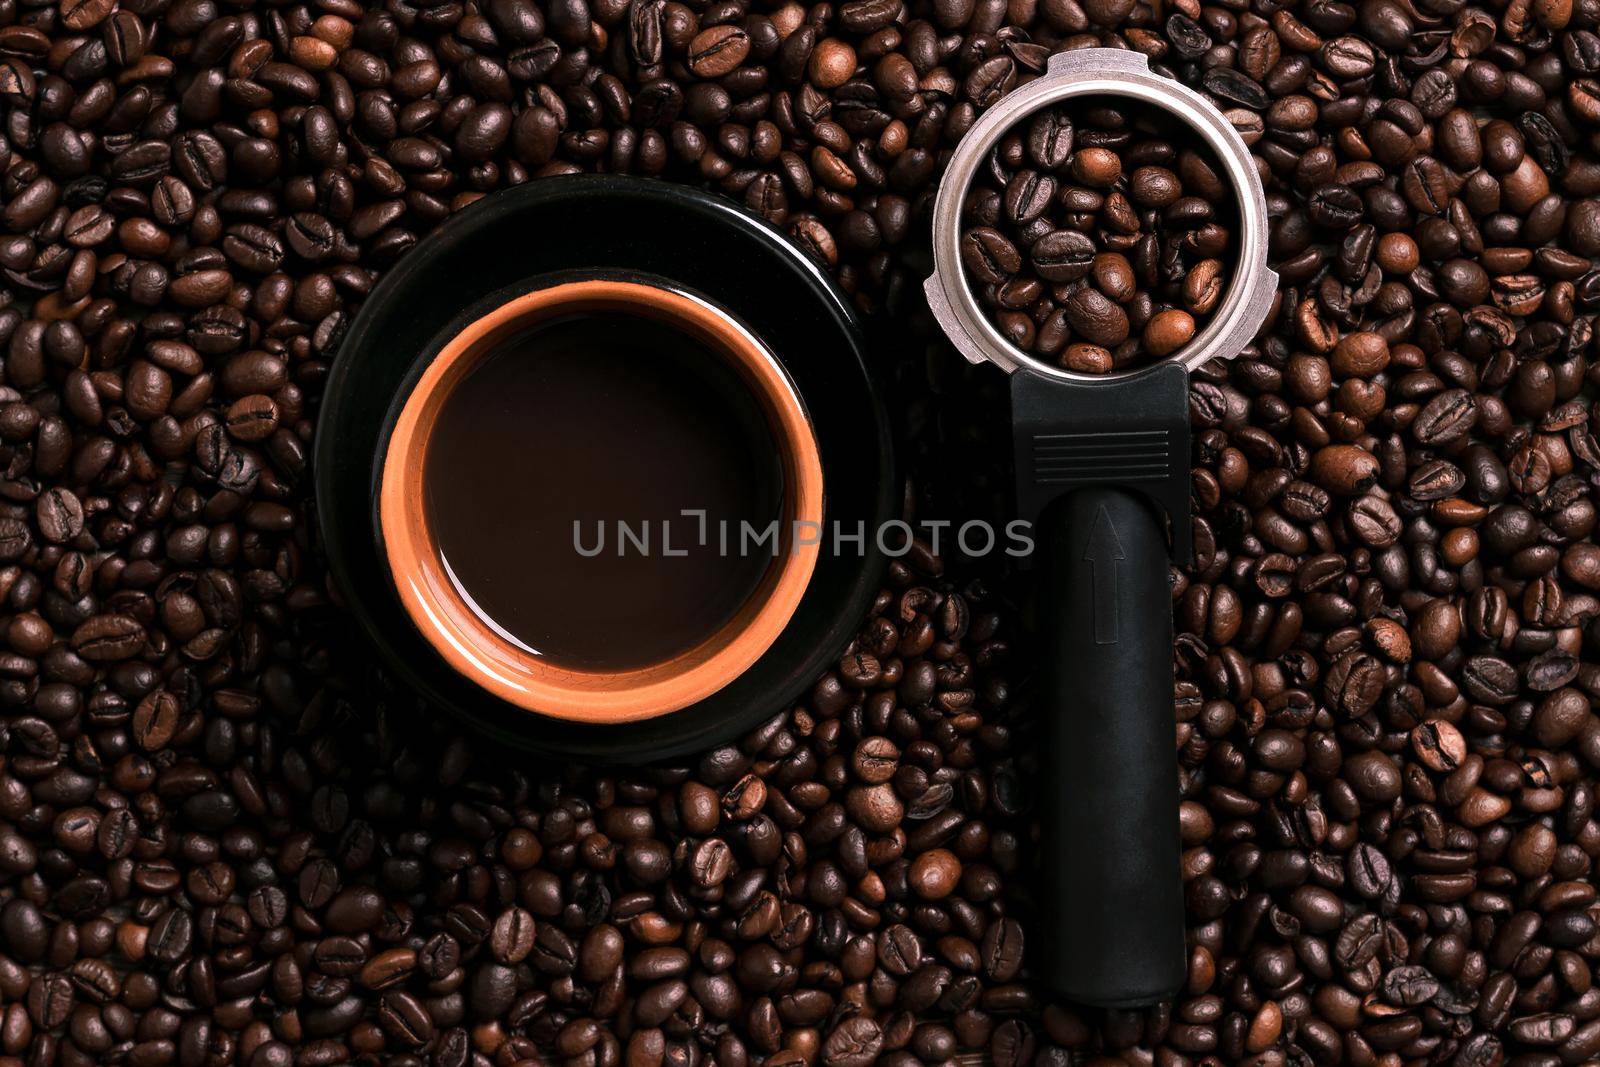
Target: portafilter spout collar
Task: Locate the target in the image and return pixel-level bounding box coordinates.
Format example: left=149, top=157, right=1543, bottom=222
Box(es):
left=922, top=48, right=1279, bottom=1009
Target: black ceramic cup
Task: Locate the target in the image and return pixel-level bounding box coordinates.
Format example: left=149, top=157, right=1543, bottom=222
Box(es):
left=315, top=176, right=894, bottom=763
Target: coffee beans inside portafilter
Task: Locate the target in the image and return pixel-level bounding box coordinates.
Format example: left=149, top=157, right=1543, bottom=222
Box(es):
left=959, top=100, right=1238, bottom=373
left=4, top=0, right=1600, bottom=1054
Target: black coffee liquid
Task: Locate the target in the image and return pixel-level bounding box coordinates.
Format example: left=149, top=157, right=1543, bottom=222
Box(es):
left=424, top=309, right=786, bottom=672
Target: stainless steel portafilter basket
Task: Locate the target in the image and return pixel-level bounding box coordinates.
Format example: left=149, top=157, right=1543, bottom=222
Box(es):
left=928, top=47, right=1277, bottom=382
left=924, top=48, right=1279, bottom=1008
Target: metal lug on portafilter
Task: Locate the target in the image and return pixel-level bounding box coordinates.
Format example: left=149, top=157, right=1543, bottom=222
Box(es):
left=924, top=48, right=1278, bottom=1007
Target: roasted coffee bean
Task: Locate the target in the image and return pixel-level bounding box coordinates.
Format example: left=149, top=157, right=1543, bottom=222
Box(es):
left=687, top=26, right=751, bottom=79
left=1030, top=229, right=1096, bottom=283
left=961, top=227, right=1021, bottom=284
left=1004, top=170, right=1056, bottom=223
left=1411, top=719, right=1467, bottom=771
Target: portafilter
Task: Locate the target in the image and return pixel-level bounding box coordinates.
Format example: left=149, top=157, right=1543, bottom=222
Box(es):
left=925, top=47, right=1278, bottom=1008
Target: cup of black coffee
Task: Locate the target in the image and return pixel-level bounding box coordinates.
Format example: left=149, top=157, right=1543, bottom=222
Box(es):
left=317, top=176, right=894, bottom=761
left=379, top=276, right=824, bottom=722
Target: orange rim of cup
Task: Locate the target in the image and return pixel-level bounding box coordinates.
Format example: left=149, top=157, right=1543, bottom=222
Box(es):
left=379, top=279, right=824, bottom=724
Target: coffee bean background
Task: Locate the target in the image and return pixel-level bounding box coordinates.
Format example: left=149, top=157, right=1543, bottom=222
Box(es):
left=2, top=0, right=1600, bottom=1061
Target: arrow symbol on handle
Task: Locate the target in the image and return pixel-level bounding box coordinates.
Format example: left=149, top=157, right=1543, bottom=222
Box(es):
left=1083, top=505, right=1125, bottom=646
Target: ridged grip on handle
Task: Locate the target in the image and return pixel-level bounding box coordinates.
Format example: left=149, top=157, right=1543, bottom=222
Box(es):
left=1037, top=486, right=1184, bottom=1007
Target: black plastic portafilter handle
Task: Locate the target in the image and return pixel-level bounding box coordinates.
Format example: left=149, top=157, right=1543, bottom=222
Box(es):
left=1036, top=485, right=1185, bottom=1007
